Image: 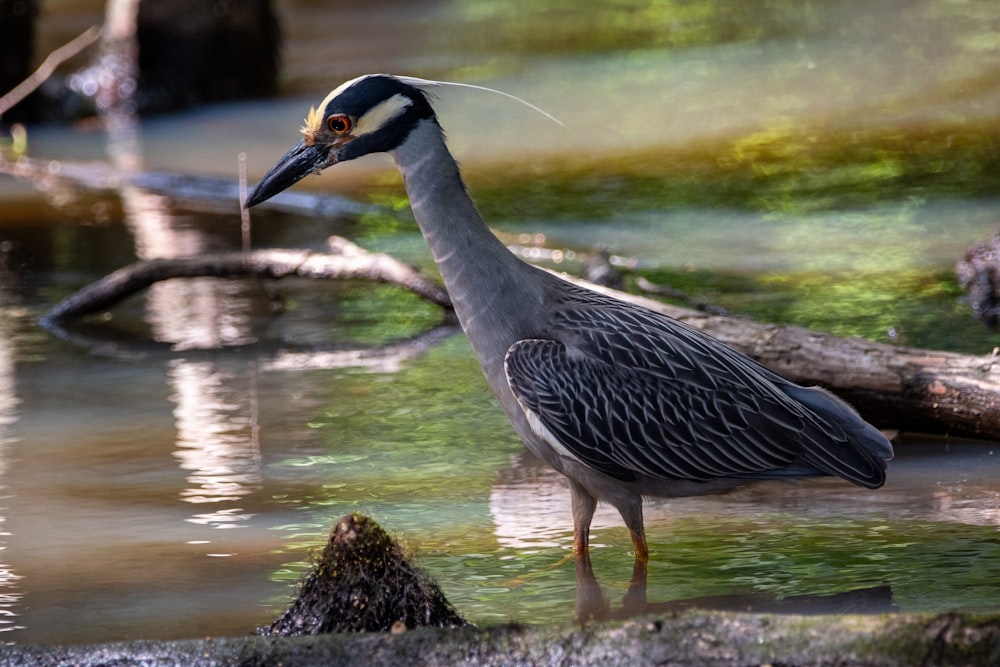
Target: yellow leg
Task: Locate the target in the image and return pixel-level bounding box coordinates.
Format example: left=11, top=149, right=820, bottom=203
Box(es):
left=629, top=525, right=650, bottom=562
left=619, top=497, right=649, bottom=561
left=569, top=481, right=597, bottom=558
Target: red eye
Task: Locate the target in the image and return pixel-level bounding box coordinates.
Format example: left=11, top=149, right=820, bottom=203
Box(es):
left=328, top=114, right=352, bottom=134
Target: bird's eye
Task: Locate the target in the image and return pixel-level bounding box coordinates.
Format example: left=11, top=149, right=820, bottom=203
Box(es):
left=327, top=115, right=352, bottom=135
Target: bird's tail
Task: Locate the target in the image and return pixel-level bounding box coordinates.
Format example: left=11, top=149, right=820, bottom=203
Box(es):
left=779, top=383, right=894, bottom=489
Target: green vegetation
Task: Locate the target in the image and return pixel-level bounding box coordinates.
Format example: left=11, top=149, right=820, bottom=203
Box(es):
left=446, top=0, right=830, bottom=57
left=464, top=120, right=1000, bottom=221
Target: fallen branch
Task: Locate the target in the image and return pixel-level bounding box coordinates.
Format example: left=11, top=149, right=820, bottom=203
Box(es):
left=41, top=238, right=451, bottom=325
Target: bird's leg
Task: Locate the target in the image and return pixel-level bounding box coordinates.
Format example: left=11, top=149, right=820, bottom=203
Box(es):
left=569, top=480, right=597, bottom=558
left=617, top=498, right=649, bottom=561
left=629, top=526, right=650, bottom=561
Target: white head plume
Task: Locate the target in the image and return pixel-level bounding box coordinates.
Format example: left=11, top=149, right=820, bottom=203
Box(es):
left=394, top=75, right=565, bottom=127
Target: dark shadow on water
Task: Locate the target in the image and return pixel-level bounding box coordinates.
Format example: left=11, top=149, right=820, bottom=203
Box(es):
left=41, top=314, right=460, bottom=367
left=574, top=555, right=897, bottom=623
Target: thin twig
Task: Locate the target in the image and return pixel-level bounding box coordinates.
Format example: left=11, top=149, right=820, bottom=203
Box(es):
left=0, top=26, right=102, bottom=118
left=238, top=151, right=251, bottom=255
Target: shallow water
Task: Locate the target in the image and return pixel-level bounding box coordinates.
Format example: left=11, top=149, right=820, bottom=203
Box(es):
left=0, top=0, right=999, bottom=646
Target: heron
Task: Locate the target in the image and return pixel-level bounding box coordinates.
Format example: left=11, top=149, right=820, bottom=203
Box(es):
left=245, top=74, right=893, bottom=562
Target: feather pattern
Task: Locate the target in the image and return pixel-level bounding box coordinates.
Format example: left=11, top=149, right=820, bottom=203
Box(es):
left=505, top=281, right=889, bottom=489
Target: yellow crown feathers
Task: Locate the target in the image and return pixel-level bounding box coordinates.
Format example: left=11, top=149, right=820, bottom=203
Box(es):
left=301, top=105, right=322, bottom=143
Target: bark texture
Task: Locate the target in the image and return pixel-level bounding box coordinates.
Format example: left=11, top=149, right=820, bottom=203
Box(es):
left=3, top=611, right=999, bottom=667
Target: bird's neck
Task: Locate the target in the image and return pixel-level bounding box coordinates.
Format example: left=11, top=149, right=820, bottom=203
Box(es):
left=391, top=118, right=543, bottom=368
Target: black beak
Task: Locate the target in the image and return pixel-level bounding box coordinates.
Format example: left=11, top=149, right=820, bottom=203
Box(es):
left=244, top=140, right=332, bottom=208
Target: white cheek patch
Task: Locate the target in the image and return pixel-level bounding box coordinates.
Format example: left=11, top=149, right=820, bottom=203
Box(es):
left=354, top=93, right=413, bottom=137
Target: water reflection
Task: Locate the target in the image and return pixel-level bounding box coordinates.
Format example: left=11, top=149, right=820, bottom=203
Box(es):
left=485, top=439, right=1000, bottom=621
left=260, top=325, right=459, bottom=374
left=91, top=6, right=272, bottom=537
left=169, top=359, right=262, bottom=530
left=0, top=303, right=24, bottom=634
left=490, top=451, right=624, bottom=552
left=574, top=555, right=897, bottom=622
left=122, top=153, right=264, bottom=533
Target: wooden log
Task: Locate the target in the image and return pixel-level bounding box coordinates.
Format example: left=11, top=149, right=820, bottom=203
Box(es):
left=3, top=610, right=1000, bottom=667
left=704, top=315, right=1000, bottom=438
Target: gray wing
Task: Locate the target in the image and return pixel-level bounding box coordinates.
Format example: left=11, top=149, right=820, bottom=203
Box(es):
left=504, top=288, right=889, bottom=488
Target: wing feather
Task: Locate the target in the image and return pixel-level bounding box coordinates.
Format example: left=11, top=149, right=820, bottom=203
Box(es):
left=504, top=286, right=890, bottom=488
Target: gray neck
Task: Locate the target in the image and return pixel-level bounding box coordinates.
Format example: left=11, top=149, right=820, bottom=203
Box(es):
left=390, top=118, right=545, bottom=375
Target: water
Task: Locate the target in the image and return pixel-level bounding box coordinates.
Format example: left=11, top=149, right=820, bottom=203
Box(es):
left=0, top=0, right=999, bottom=646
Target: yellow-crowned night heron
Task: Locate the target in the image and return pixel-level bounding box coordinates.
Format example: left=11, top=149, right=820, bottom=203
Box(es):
left=245, top=74, right=893, bottom=561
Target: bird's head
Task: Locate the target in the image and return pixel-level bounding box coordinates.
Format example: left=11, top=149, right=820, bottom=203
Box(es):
left=244, top=74, right=435, bottom=208
left=245, top=73, right=560, bottom=209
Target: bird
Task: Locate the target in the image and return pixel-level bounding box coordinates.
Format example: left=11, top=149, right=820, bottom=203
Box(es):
left=245, top=74, right=893, bottom=562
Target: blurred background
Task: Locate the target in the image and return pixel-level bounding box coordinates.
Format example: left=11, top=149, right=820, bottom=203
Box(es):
left=0, top=0, right=998, bottom=646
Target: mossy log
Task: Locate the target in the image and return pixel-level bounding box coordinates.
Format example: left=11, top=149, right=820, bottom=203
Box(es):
left=3, top=611, right=1000, bottom=667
